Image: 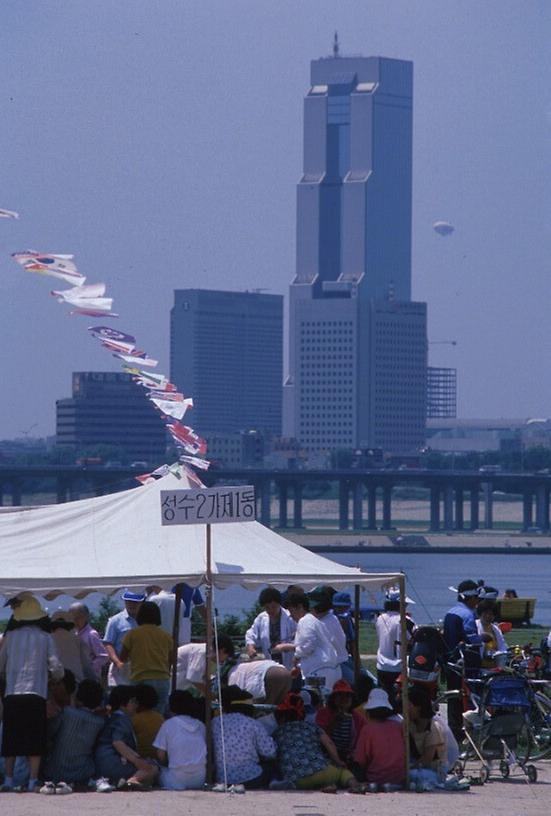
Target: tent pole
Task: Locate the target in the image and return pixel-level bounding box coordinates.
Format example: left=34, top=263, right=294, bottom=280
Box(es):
left=354, top=584, right=361, bottom=685
left=204, top=523, right=214, bottom=785
left=399, top=573, right=410, bottom=788
left=171, top=582, right=182, bottom=692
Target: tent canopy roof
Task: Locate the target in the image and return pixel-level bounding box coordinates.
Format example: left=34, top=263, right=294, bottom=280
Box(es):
left=0, top=473, right=401, bottom=597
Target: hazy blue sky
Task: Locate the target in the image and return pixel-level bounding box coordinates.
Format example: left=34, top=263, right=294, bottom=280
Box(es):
left=0, top=1, right=549, bottom=439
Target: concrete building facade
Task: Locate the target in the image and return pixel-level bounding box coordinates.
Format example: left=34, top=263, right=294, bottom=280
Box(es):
left=56, top=372, right=166, bottom=461
left=286, top=53, right=427, bottom=453
left=170, top=289, right=283, bottom=436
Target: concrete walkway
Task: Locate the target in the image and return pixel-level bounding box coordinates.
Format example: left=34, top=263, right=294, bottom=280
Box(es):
left=2, top=761, right=550, bottom=816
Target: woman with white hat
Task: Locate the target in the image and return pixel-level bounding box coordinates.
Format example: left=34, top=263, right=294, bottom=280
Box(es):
left=0, top=594, right=64, bottom=792
left=375, top=587, right=415, bottom=705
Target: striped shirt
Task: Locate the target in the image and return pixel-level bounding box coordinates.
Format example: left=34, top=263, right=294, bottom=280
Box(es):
left=43, top=707, right=105, bottom=784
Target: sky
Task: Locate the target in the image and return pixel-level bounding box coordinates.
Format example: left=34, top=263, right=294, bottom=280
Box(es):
left=0, top=1, right=550, bottom=439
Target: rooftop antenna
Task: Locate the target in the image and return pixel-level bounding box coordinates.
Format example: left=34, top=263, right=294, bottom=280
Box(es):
left=333, top=31, right=340, bottom=58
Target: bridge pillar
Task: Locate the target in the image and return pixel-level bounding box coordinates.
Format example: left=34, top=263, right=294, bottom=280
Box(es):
left=443, top=485, right=454, bottom=530
left=483, top=482, right=493, bottom=530
left=455, top=488, right=464, bottom=530
left=0, top=483, right=3, bottom=506
left=522, top=491, right=533, bottom=531
left=11, top=479, right=23, bottom=507
left=352, top=482, right=363, bottom=530
left=470, top=488, right=479, bottom=530
left=339, top=480, right=349, bottom=531
left=293, top=482, right=303, bottom=528
left=430, top=486, right=440, bottom=531
left=535, top=485, right=550, bottom=531
left=382, top=485, right=392, bottom=530
left=367, top=485, right=377, bottom=530
left=260, top=480, right=271, bottom=528
left=277, top=482, right=288, bottom=528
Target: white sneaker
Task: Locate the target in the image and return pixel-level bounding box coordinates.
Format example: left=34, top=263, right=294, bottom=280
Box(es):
left=55, top=782, right=72, bottom=795
left=229, top=784, right=246, bottom=794
left=96, top=778, right=115, bottom=793
left=39, top=782, right=56, bottom=795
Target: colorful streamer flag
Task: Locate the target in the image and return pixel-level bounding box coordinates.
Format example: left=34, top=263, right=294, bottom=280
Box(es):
left=125, top=369, right=176, bottom=391
left=52, top=283, right=113, bottom=313
left=70, top=307, right=119, bottom=317
left=167, top=422, right=207, bottom=456
left=178, top=454, right=210, bottom=471
left=89, top=326, right=136, bottom=345
left=114, top=351, right=158, bottom=368
left=12, top=251, right=85, bottom=286
left=146, top=390, right=186, bottom=402
left=100, top=338, right=137, bottom=355
left=180, top=463, right=206, bottom=488
left=0, top=208, right=19, bottom=219
left=150, top=396, right=193, bottom=420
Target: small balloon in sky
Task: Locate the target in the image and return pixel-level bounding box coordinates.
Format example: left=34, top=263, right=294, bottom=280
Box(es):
left=433, top=220, right=455, bottom=236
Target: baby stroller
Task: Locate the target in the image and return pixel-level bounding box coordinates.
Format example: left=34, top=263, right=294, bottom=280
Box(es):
left=456, top=672, right=538, bottom=783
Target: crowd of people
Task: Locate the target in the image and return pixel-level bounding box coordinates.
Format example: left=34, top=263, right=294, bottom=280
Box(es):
left=0, top=578, right=539, bottom=795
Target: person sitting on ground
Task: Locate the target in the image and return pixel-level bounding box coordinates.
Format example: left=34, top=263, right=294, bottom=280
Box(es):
left=50, top=610, right=96, bottom=684
left=68, top=603, right=109, bottom=680
left=132, top=684, right=165, bottom=759
left=212, top=685, right=277, bottom=789
left=352, top=688, right=405, bottom=789
left=315, top=679, right=365, bottom=762
left=273, top=692, right=363, bottom=792
left=476, top=600, right=507, bottom=668
left=408, top=685, right=447, bottom=789
left=48, top=669, right=77, bottom=718
left=0, top=594, right=64, bottom=793
left=42, top=679, right=105, bottom=788
left=284, top=593, right=341, bottom=691
left=119, top=601, right=173, bottom=714
left=352, top=672, right=376, bottom=722
left=94, top=685, right=158, bottom=790
left=154, top=690, right=206, bottom=790
left=245, top=587, right=297, bottom=670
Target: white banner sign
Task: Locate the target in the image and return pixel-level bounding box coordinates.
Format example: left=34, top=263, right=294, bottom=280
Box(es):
left=160, top=486, right=256, bottom=525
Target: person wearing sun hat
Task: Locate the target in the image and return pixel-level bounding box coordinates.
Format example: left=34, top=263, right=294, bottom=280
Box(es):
left=0, top=593, right=64, bottom=792
left=315, top=679, right=365, bottom=762
left=103, top=589, right=145, bottom=686
left=352, top=687, right=405, bottom=789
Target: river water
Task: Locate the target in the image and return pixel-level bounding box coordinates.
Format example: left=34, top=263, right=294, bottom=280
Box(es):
left=213, top=550, right=551, bottom=627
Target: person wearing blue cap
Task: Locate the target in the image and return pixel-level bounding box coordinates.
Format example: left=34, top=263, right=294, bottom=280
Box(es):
left=103, top=590, right=146, bottom=686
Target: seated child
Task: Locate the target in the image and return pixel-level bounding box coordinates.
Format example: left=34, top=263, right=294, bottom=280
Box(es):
left=212, top=686, right=277, bottom=788
left=94, top=686, right=158, bottom=790
left=273, top=692, right=362, bottom=792
left=43, top=680, right=105, bottom=786
left=154, top=690, right=206, bottom=790
left=352, top=687, right=405, bottom=788
left=315, top=679, right=365, bottom=762
left=132, top=684, right=164, bottom=759
left=408, top=686, right=447, bottom=789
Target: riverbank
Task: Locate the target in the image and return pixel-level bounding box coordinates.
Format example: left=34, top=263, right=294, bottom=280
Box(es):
left=283, top=530, right=551, bottom=554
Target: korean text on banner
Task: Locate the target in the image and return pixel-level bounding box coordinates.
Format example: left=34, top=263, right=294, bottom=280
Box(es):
left=160, top=486, right=256, bottom=525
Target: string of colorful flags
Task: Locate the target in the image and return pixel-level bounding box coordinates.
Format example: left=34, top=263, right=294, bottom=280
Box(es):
left=2, top=206, right=207, bottom=487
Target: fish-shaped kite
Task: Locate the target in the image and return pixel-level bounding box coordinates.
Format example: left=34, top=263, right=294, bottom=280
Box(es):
left=167, top=422, right=207, bottom=456
left=12, top=251, right=85, bottom=286
left=150, top=395, right=193, bottom=420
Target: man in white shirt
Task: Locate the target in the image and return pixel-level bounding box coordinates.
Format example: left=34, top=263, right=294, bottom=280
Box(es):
left=245, top=587, right=297, bottom=670
left=146, top=584, right=205, bottom=646
left=286, top=593, right=341, bottom=692
left=307, top=587, right=352, bottom=684
left=375, top=586, right=415, bottom=702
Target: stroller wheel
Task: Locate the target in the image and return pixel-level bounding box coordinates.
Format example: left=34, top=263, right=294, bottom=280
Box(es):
left=526, top=765, right=537, bottom=784
left=479, top=765, right=489, bottom=784
left=499, top=761, right=510, bottom=779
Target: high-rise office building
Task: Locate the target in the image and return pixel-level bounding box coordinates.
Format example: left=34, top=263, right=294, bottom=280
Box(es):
left=427, top=366, right=457, bottom=418
left=285, top=52, right=427, bottom=452
left=170, top=289, right=283, bottom=436
left=56, top=372, right=166, bottom=461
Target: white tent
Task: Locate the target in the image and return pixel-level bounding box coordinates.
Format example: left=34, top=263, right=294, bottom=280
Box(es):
left=0, top=472, right=401, bottom=597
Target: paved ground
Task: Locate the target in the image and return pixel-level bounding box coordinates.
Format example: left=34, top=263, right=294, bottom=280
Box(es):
left=2, top=762, right=550, bottom=816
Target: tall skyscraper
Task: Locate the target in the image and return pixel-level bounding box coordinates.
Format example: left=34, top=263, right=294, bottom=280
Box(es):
left=427, top=366, right=457, bottom=418
left=285, top=51, right=427, bottom=452
left=170, top=289, right=283, bottom=436
left=56, top=372, right=166, bottom=461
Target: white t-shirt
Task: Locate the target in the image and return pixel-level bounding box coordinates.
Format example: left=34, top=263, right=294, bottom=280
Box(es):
left=177, top=643, right=207, bottom=687
left=376, top=610, right=402, bottom=672
left=294, top=612, right=339, bottom=677
left=153, top=715, right=207, bottom=769
left=319, top=610, right=349, bottom=663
